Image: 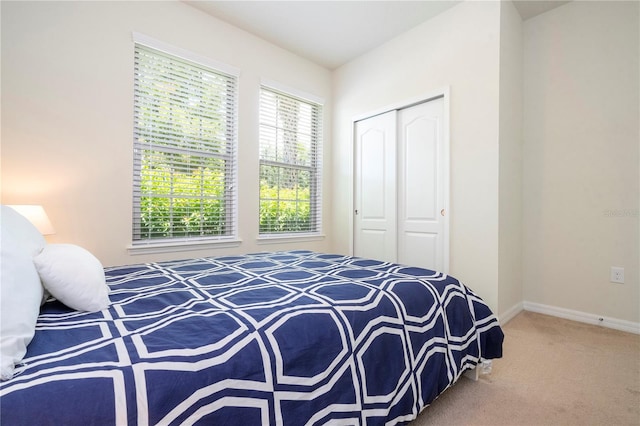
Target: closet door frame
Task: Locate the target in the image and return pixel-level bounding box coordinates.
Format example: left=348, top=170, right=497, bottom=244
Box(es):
left=350, top=87, right=450, bottom=273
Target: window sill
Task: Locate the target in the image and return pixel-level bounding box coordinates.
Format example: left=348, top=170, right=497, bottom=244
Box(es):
left=127, top=238, right=242, bottom=255
left=256, top=233, right=325, bottom=245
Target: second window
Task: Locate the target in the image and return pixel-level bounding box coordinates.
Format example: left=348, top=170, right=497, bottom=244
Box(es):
left=259, top=86, right=322, bottom=235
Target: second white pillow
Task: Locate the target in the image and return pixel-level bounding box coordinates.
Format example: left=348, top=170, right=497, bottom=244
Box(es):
left=34, top=244, right=110, bottom=312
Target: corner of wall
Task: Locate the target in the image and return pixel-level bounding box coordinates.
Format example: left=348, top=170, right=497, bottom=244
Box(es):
left=497, top=0, right=524, bottom=315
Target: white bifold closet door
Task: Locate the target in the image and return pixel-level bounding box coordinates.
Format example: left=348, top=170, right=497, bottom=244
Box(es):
left=354, top=111, right=398, bottom=263
left=354, top=96, right=447, bottom=272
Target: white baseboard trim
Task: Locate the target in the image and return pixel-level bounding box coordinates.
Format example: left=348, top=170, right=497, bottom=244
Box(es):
left=498, top=302, right=524, bottom=326
left=522, top=301, right=640, bottom=335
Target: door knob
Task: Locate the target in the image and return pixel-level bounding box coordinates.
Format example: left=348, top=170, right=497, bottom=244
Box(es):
left=441, top=209, right=445, bottom=216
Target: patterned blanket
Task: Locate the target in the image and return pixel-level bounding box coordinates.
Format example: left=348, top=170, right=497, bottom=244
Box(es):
left=1, top=251, right=503, bottom=425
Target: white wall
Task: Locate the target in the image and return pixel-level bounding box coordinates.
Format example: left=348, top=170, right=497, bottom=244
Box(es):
left=522, top=1, right=639, bottom=323
left=498, top=1, right=523, bottom=316
left=332, top=1, right=502, bottom=310
left=1, top=1, right=333, bottom=267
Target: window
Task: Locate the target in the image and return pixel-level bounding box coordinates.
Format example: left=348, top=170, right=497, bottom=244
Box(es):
left=132, top=40, right=238, bottom=246
left=259, top=86, right=323, bottom=235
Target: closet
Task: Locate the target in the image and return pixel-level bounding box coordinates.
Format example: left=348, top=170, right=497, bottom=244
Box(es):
left=353, top=96, right=448, bottom=272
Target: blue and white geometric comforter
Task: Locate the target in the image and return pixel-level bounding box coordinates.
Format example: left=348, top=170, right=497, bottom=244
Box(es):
left=0, top=251, right=503, bottom=425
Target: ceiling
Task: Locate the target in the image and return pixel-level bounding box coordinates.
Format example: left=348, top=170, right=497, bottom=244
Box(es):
left=185, top=1, right=570, bottom=70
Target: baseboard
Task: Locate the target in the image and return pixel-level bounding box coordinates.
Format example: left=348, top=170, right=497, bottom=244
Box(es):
left=498, top=302, right=524, bottom=325
left=523, top=301, right=640, bottom=335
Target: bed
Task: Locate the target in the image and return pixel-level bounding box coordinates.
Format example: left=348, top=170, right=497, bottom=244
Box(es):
left=1, top=245, right=503, bottom=425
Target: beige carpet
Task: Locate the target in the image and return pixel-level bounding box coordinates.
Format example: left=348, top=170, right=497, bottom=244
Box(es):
left=411, top=311, right=640, bottom=426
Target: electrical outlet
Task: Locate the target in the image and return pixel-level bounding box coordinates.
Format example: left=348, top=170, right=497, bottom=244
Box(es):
left=610, top=267, right=624, bottom=284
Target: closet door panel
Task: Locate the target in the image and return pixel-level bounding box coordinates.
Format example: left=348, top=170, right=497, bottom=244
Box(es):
left=398, top=98, right=445, bottom=271
left=353, top=111, right=397, bottom=263
left=403, top=232, right=438, bottom=269
left=404, top=116, right=438, bottom=221
left=360, top=132, right=386, bottom=219
left=357, top=230, right=389, bottom=261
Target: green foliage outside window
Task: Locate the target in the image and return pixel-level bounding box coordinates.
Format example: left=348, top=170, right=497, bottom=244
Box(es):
left=139, top=158, right=227, bottom=239
left=138, top=159, right=312, bottom=238
left=259, top=181, right=311, bottom=233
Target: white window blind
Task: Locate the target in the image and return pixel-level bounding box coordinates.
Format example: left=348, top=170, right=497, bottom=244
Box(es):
left=132, top=43, right=237, bottom=244
left=259, top=86, right=322, bottom=235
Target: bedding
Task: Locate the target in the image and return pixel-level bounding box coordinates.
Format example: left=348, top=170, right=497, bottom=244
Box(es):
left=0, top=250, right=503, bottom=425
left=0, top=205, right=46, bottom=380
left=33, top=243, right=110, bottom=312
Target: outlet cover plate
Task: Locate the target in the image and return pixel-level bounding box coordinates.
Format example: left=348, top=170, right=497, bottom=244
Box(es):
left=610, top=267, right=624, bottom=284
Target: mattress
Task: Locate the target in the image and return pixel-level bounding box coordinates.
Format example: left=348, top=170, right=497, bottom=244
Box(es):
left=0, top=250, right=503, bottom=425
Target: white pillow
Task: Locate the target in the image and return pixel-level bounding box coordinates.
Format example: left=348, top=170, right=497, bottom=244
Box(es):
left=34, top=244, right=109, bottom=312
left=0, top=205, right=46, bottom=380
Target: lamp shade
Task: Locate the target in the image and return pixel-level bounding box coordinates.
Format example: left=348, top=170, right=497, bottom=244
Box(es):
left=8, top=205, right=56, bottom=235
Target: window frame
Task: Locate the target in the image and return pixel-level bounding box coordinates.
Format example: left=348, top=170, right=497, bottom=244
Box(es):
left=258, top=81, right=324, bottom=239
left=129, top=33, right=241, bottom=254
